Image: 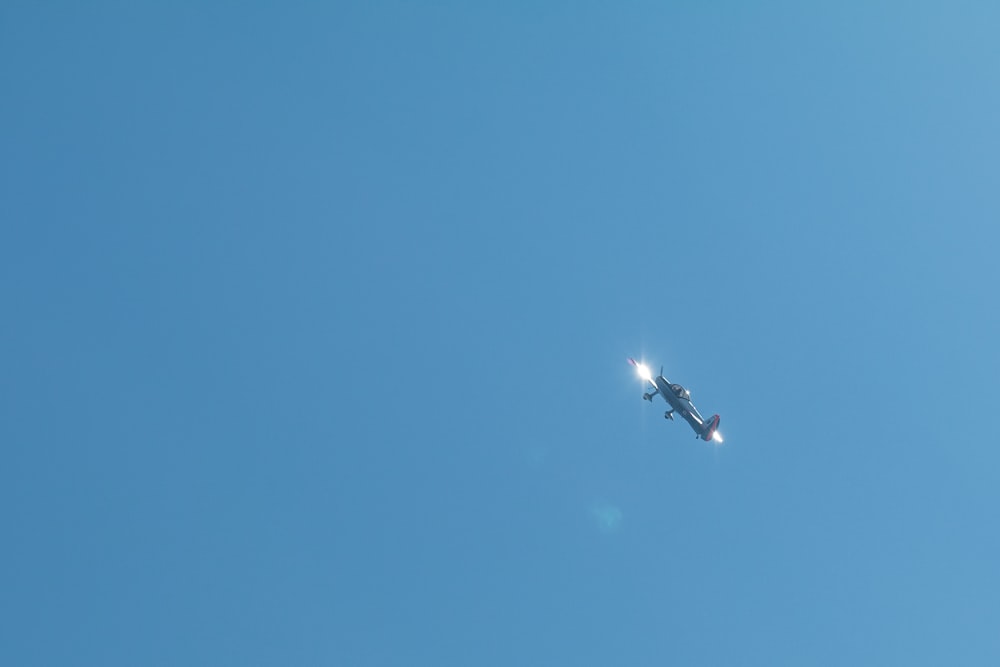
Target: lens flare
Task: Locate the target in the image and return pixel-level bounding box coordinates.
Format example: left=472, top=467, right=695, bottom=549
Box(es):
left=712, top=430, right=724, bottom=444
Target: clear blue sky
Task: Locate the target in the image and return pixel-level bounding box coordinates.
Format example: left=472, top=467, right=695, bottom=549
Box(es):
left=3, top=2, right=999, bottom=665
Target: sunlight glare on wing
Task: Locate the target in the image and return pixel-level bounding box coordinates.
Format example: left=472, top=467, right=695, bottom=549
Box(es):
left=712, top=430, right=724, bottom=444
left=635, top=363, right=652, bottom=381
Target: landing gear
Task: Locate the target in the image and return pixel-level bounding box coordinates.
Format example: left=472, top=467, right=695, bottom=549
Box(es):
left=643, top=393, right=652, bottom=402
left=664, top=410, right=674, bottom=421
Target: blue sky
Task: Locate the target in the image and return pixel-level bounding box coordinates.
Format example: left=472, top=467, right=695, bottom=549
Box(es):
left=3, top=2, right=999, bottom=665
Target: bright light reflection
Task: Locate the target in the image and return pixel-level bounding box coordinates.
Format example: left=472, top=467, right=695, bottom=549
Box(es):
left=712, top=431, right=724, bottom=444
left=635, top=363, right=652, bottom=381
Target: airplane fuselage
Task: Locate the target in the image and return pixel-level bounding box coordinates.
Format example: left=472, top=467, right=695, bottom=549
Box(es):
left=649, top=375, right=707, bottom=434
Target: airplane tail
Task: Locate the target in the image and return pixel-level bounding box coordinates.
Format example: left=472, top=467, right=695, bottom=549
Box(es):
left=702, top=414, right=721, bottom=442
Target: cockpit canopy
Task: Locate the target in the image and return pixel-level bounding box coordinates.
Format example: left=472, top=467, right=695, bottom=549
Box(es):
left=670, top=384, right=691, bottom=400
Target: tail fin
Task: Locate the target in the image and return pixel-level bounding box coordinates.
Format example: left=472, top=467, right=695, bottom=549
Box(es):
left=702, top=414, right=721, bottom=442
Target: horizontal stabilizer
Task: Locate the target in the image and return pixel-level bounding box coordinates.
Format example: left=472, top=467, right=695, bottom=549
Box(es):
left=702, top=414, right=721, bottom=442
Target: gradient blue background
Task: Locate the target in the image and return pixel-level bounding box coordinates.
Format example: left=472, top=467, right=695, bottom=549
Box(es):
left=3, top=2, right=999, bottom=665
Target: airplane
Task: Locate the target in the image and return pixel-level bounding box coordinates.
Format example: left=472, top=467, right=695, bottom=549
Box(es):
left=628, top=357, right=723, bottom=443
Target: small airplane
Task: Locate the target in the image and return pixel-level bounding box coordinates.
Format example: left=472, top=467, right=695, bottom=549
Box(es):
left=628, top=357, right=723, bottom=443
